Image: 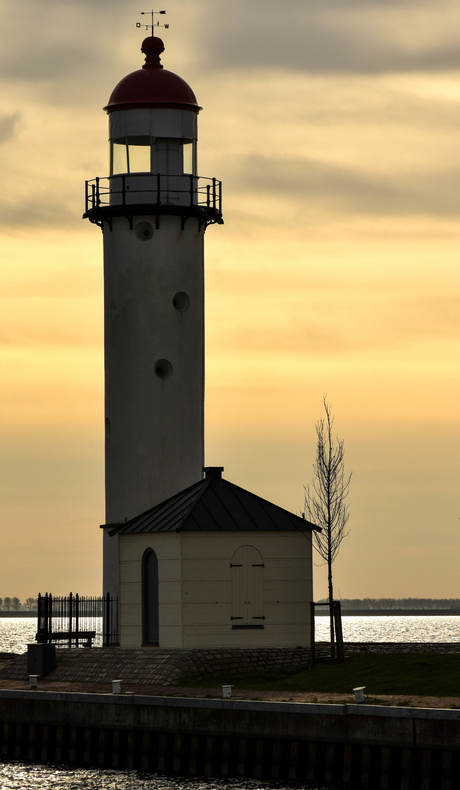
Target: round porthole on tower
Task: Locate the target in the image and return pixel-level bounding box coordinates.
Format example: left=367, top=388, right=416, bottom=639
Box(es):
left=135, top=221, right=154, bottom=241
left=154, top=359, right=173, bottom=380
left=172, top=292, right=190, bottom=311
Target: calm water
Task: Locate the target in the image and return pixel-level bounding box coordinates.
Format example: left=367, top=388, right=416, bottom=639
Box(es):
left=2, top=615, right=460, bottom=656
left=0, top=617, right=104, bottom=654
left=314, top=613, right=460, bottom=643
left=2, top=616, right=458, bottom=789
left=0, top=765, right=328, bottom=789
left=3, top=615, right=460, bottom=656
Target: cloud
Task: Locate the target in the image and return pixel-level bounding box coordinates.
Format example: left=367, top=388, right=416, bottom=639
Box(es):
left=0, top=0, right=135, bottom=105
left=1, top=0, right=460, bottom=99
left=0, top=196, right=78, bottom=230
left=231, top=154, right=460, bottom=218
left=0, top=112, right=21, bottom=143
left=198, top=0, right=460, bottom=75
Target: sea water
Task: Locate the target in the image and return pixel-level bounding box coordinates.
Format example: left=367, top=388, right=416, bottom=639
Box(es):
left=314, top=613, right=460, bottom=643
left=3, top=614, right=460, bottom=656
left=0, top=765, right=329, bottom=789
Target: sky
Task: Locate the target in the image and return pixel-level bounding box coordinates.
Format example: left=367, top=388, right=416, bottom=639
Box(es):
left=0, top=0, right=459, bottom=601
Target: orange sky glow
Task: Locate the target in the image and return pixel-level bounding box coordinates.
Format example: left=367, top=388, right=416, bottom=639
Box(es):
left=0, top=1, right=459, bottom=601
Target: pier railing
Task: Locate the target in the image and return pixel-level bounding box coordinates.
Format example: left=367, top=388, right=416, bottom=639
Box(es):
left=36, top=592, right=119, bottom=647
left=85, top=174, right=222, bottom=216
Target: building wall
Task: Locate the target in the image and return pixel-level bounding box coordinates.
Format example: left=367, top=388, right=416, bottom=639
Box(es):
left=103, top=213, right=205, bottom=599
left=181, top=531, right=313, bottom=648
left=118, top=532, right=182, bottom=648
left=104, top=214, right=204, bottom=524
left=118, top=530, right=313, bottom=649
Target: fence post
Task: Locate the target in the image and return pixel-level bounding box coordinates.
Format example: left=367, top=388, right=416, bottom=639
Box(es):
left=334, top=601, right=345, bottom=663
left=68, top=592, right=72, bottom=648
left=75, top=593, right=80, bottom=648
left=36, top=593, right=45, bottom=643
left=48, top=594, right=52, bottom=645
left=310, top=601, right=316, bottom=668
left=104, top=593, right=111, bottom=647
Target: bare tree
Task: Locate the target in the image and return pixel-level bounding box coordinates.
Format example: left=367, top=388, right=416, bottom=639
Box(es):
left=304, top=397, right=351, bottom=662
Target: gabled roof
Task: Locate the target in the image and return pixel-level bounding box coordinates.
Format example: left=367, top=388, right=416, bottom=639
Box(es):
left=105, top=471, right=320, bottom=536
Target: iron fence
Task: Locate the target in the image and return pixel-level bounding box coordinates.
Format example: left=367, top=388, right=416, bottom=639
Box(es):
left=36, top=592, right=119, bottom=647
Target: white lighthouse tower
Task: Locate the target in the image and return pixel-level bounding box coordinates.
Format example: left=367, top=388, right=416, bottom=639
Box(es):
left=84, top=33, right=223, bottom=598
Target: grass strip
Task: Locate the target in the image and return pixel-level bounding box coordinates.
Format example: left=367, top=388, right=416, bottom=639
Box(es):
left=182, top=653, right=460, bottom=697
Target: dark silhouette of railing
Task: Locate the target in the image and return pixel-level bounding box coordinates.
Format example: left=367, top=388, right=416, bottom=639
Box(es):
left=84, top=173, right=222, bottom=220
left=36, top=592, right=119, bottom=647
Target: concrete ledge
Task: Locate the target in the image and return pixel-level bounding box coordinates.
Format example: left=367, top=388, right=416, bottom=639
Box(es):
left=1, top=688, right=459, bottom=786
left=0, top=687, right=459, bottom=719
left=0, top=688, right=459, bottom=749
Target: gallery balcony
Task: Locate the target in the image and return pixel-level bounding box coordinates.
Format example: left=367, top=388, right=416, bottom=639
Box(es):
left=83, top=173, right=223, bottom=230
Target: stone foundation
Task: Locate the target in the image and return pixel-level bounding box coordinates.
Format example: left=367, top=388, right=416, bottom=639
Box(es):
left=0, top=643, right=458, bottom=686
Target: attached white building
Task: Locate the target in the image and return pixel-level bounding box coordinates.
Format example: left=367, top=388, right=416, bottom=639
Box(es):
left=105, top=467, right=319, bottom=649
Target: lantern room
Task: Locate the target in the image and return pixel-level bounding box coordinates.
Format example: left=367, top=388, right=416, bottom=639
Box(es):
left=105, top=37, right=200, bottom=179
left=84, top=35, right=221, bottom=224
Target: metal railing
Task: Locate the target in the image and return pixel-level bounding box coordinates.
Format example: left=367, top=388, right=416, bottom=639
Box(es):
left=85, top=173, right=222, bottom=216
left=36, top=592, right=119, bottom=647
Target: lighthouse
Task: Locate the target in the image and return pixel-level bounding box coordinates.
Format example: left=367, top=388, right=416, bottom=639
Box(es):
left=84, top=33, right=223, bottom=599
left=85, top=29, right=316, bottom=650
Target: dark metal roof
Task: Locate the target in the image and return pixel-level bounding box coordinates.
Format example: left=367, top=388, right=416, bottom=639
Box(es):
left=106, top=475, right=319, bottom=536
left=104, top=37, right=201, bottom=115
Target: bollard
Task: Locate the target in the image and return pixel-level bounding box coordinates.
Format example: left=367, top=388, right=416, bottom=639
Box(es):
left=222, top=685, right=233, bottom=699
left=353, top=686, right=366, bottom=703
left=29, top=675, right=39, bottom=689
left=112, top=679, right=122, bottom=694
left=27, top=644, right=56, bottom=680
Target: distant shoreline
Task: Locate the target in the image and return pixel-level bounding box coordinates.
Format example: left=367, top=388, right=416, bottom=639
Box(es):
left=315, top=608, right=460, bottom=617
left=1, top=609, right=460, bottom=618
left=0, top=611, right=37, bottom=618
left=4, top=610, right=460, bottom=618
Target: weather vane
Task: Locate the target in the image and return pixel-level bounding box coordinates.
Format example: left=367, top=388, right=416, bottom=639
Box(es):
left=136, top=10, right=169, bottom=36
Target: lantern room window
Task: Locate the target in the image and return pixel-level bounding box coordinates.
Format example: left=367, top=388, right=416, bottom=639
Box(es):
left=183, top=140, right=197, bottom=174
left=112, top=139, right=128, bottom=175
left=110, top=136, right=198, bottom=176
left=111, top=136, right=152, bottom=175
left=128, top=136, right=151, bottom=173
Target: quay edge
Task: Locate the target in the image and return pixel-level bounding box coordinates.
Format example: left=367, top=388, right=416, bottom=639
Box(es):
left=0, top=689, right=459, bottom=787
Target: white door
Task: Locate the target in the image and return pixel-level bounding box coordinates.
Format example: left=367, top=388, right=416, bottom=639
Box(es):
left=231, top=545, right=264, bottom=628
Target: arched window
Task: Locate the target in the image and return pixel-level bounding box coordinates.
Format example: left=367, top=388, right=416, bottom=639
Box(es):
left=142, top=548, right=159, bottom=646
left=231, top=545, right=264, bottom=629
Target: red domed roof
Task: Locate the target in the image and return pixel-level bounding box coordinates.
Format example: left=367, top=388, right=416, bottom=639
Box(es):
left=104, top=37, right=201, bottom=114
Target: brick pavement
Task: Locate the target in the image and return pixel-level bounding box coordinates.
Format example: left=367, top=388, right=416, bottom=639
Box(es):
left=0, top=642, right=459, bottom=686
left=0, top=646, right=315, bottom=685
